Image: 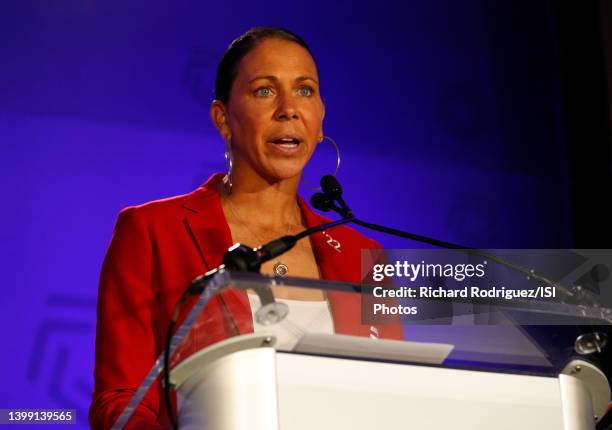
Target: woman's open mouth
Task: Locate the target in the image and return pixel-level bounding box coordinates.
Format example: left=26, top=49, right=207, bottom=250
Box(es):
left=268, top=136, right=303, bottom=153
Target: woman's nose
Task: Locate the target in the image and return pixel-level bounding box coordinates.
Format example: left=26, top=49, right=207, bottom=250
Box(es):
left=274, top=93, right=299, bottom=121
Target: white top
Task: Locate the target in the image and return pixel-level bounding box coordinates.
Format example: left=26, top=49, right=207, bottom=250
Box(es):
left=247, top=293, right=334, bottom=351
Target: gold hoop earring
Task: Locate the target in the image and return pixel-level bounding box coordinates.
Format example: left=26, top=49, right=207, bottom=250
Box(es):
left=223, top=138, right=233, bottom=193
left=301, top=135, right=341, bottom=191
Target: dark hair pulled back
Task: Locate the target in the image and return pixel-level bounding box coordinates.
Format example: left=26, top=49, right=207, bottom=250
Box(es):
left=215, top=27, right=317, bottom=104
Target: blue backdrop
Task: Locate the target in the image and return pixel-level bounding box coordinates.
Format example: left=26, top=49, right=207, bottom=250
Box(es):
left=0, top=1, right=573, bottom=427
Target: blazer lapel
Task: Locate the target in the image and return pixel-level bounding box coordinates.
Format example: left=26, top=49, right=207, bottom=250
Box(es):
left=298, top=195, right=356, bottom=283
left=182, top=174, right=232, bottom=271
left=182, top=174, right=252, bottom=332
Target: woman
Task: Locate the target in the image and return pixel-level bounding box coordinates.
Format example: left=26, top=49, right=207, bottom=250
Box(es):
left=89, top=27, right=402, bottom=430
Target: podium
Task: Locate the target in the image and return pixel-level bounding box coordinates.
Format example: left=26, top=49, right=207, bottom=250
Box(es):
left=114, top=270, right=612, bottom=430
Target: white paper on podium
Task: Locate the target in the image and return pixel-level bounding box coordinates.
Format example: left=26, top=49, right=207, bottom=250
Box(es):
left=292, top=333, right=454, bottom=364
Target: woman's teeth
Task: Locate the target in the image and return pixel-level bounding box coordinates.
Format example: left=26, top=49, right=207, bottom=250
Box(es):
left=272, top=138, right=299, bottom=147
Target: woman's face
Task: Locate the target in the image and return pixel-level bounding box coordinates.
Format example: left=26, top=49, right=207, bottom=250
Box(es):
left=212, top=38, right=325, bottom=183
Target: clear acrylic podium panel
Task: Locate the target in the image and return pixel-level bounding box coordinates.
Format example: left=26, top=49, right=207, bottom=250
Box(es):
left=169, top=270, right=612, bottom=377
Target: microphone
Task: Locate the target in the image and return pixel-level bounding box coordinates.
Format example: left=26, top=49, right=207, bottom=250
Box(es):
left=321, top=174, right=342, bottom=199
left=312, top=175, right=597, bottom=305
left=310, top=192, right=334, bottom=212
left=222, top=236, right=297, bottom=273
left=316, top=174, right=468, bottom=249
left=320, top=174, right=353, bottom=217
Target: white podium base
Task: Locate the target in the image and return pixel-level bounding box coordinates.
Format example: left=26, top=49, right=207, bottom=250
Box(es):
left=172, top=336, right=597, bottom=430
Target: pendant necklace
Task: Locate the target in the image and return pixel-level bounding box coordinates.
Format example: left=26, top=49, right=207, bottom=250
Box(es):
left=225, top=197, right=299, bottom=277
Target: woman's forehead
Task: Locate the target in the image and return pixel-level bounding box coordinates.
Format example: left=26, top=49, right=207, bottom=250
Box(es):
left=235, top=38, right=318, bottom=81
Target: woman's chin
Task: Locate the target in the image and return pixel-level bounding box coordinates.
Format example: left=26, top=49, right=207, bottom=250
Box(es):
left=260, top=161, right=307, bottom=183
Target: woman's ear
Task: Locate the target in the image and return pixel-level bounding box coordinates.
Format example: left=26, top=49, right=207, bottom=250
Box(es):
left=210, top=100, right=231, bottom=140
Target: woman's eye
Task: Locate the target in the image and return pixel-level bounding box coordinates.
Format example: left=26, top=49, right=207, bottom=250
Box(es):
left=298, top=87, right=313, bottom=97
left=255, top=87, right=272, bottom=97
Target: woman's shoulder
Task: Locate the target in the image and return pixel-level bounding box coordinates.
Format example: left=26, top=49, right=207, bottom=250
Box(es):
left=116, top=174, right=223, bottom=225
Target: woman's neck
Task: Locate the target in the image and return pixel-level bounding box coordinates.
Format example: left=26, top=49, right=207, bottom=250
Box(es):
left=220, top=171, right=303, bottom=229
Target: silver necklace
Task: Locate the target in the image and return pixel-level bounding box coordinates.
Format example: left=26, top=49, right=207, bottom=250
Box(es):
left=225, top=197, right=300, bottom=277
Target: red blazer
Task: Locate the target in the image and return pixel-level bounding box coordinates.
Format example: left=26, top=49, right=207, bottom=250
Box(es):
left=89, top=173, right=402, bottom=430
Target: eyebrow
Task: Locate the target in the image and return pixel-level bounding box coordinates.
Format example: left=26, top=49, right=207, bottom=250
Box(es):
left=248, top=75, right=319, bottom=85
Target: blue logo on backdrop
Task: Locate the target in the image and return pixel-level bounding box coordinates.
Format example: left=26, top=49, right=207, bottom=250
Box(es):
left=27, top=294, right=96, bottom=428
